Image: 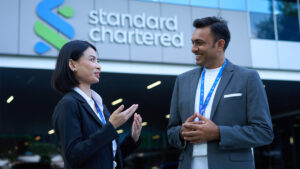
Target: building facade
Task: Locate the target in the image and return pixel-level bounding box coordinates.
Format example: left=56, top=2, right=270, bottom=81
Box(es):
left=0, top=0, right=300, bottom=168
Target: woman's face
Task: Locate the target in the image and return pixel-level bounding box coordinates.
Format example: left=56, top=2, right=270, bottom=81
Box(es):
left=73, top=47, right=101, bottom=85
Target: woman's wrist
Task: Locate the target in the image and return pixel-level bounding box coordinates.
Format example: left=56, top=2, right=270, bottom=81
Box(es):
left=131, top=134, right=139, bottom=142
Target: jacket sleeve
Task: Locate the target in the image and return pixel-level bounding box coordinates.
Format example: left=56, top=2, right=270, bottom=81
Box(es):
left=52, top=98, right=119, bottom=168
left=167, top=77, right=186, bottom=150
left=120, top=135, right=141, bottom=158
left=218, top=71, right=274, bottom=150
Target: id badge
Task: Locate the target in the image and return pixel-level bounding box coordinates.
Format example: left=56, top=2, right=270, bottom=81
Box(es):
left=193, top=143, right=207, bottom=156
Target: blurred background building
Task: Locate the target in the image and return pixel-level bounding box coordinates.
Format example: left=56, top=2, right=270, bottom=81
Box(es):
left=0, top=0, right=300, bottom=168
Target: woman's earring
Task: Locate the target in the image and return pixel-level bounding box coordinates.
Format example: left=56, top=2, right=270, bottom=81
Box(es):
left=73, top=69, right=77, bottom=72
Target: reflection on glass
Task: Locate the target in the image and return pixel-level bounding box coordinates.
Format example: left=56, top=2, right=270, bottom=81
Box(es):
left=249, top=0, right=275, bottom=39
left=161, top=0, right=190, bottom=5
left=248, top=0, right=273, bottom=14
left=220, top=0, right=246, bottom=11
left=275, top=0, right=300, bottom=41
left=191, top=0, right=219, bottom=8
left=250, top=12, right=275, bottom=39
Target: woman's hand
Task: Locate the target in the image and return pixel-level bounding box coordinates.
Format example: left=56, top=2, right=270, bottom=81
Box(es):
left=131, top=113, right=142, bottom=142
left=109, top=104, right=138, bottom=129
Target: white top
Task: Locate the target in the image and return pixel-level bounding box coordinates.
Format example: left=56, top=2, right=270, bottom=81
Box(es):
left=73, top=87, right=117, bottom=161
left=192, top=67, right=222, bottom=169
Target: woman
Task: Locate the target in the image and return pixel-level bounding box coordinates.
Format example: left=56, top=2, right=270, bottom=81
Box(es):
left=51, top=40, right=142, bottom=169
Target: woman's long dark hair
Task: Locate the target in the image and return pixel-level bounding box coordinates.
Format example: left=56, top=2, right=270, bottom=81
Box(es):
left=52, top=40, right=97, bottom=94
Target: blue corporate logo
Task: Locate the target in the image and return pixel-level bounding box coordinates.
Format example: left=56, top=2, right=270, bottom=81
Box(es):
left=34, top=0, right=75, bottom=54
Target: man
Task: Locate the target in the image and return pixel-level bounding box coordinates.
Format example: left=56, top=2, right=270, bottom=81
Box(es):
left=167, top=16, right=273, bottom=169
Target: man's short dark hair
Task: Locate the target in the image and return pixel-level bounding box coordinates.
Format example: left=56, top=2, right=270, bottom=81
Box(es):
left=52, top=40, right=97, bottom=94
left=193, top=16, right=230, bottom=51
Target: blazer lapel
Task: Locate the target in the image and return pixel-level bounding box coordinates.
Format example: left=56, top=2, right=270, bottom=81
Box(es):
left=102, top=105, right=111, bottom=122
left=70, top=90, right=104, bottom=126
left=210, top=60, right=234, bottom=119
left=189, top=67, right=203, bottom=116
left=82, top=102, right=104, bottom=126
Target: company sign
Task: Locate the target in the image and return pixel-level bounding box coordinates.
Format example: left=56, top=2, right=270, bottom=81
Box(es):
left=88, top=9, right=184, bottom=48
left=33, top=0, right=184, bottom=54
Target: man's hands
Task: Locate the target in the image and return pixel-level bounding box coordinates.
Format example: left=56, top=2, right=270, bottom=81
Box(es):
left=109, top=104, right=139, bottom=129
left=131, top=113, right=142, bottom=142
left=179, top=113, right=203, bottom=140
left=180, top=113, right=220, bottom=144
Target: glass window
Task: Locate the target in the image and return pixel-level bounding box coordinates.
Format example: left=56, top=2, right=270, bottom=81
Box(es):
left=220, top=0, right=246, bottom=11
left=249, top=0, right=273, bottom=14
left=250, top=13, right=275, bottom=39
left=160, top=0, right=190, bottom=6
left=249, top=0, right=275, bottom=39
left=190, top=0, right=219, bottom=8
left=275, top=0, right=300, bottom=41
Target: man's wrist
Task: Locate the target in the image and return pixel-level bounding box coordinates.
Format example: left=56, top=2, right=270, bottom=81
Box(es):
left=179, top=127, right=186, bottom=145
left=214, top=125, right=220, bottom=141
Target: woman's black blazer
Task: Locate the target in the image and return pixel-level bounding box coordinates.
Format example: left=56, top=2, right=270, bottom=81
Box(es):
left=52, top=90, right=141, bottom=169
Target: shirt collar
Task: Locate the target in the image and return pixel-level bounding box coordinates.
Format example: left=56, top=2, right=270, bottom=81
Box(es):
left=91, top=89, right=103, bottom=107
left=73, top=87, right=103, bottom=107
left=204, top=66, right=222, bottom=73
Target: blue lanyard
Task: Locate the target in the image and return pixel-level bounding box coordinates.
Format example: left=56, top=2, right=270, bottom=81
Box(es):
left=199, top=60, right=227, bottom=116
left=93, top=99, right=106, bottom=125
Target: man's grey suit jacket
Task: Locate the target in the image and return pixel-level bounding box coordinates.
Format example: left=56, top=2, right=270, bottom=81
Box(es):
left=167, top=60, right=274, bottom=169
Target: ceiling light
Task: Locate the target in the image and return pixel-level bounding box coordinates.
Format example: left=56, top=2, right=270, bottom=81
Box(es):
left=152, top=135, right=160, bottom=140
left=35, top=136, right=41, bottom=141
left=112, top=98, right=123, bottom=106
left=147, top=81, right=161, bottom=90
left=24, top=142, right=29, bottom=146
left=142, top=122, right=148, bottom=126
left=117, top=129, right=124, bottom=134
left=165, top=114, right=170, bottom=119
left=290, top=137, right=294, bottom=145
left=137, top=153, right=144, bottom=157
left=48, top=129, right=55, bottom=135
left=6, top=96, right=14, bottom=104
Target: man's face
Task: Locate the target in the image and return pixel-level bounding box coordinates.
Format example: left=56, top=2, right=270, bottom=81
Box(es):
left=191, top=26, right=219, bottom=67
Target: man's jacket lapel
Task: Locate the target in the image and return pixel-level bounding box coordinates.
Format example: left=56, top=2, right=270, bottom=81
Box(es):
left=210, top=60, right=234, bottom=119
